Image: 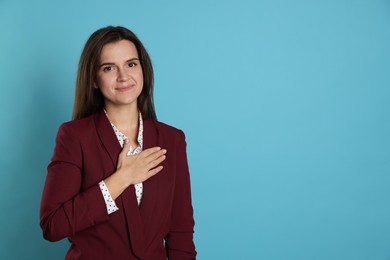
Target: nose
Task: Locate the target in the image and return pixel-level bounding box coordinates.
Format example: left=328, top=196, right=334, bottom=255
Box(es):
left=117, top=68, right=129, bottom=82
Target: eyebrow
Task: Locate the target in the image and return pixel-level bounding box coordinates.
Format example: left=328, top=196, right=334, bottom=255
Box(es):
left=99, top=58, right=140, bottom=68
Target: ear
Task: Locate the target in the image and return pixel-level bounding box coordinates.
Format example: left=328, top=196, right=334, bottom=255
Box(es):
left=93, top=83, right=99, bottom=89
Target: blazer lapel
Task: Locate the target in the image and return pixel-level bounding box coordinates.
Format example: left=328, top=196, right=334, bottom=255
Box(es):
left=93, top=110, right=145, bottom=259
left=93, top=109, right=121, bottom=168
left=139, top=118, right=158, bottom=215
left=122, top=188, right=145, bottom=258
left=139, top=119, right=170, bottom=248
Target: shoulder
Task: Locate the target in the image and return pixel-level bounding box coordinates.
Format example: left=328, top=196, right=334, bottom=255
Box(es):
left=61, top=114, right=95, bottom=129
left=152, top=120, right=185, bottom=137
left=51, top=115, right=97, bottom=164
left=146, top=119, right=186, bottom=143
left=154, top=120, right=183, bottom=135
left=57, top=113, right=96, bottom=138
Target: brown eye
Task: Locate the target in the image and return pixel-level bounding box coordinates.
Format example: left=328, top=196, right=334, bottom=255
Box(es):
left=103, top=66, right=114, bottom=72
left=128, top=62, right=137, bottom=68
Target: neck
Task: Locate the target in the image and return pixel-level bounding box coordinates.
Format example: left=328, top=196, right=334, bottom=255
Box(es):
left=104, top=103, right=139, bottom=133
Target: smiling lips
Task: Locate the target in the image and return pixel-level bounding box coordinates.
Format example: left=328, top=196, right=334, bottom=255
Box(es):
left=115, top=85, right=134, bottom=92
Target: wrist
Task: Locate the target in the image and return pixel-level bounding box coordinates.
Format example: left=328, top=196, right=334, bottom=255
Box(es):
left=103, top=169, right=130, bottom=200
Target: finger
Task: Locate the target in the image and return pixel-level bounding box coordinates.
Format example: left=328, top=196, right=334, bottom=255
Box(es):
left=140, top=147, right=161, bottom=158
left=144, top=149, right=167, bottom=164
left=147, top=166, right=164, bottom=178
left=147, top=155, right=166, bottom=169
left=120, top=139, right=132, bottom=157
left=123, top=139, right=131, bottom=151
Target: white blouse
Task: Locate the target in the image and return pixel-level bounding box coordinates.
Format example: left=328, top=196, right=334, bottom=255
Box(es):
left=99, top=112, right=144, bottom=215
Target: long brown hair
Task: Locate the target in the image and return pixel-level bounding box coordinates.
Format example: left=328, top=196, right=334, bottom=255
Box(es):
left=72, top=26, right=157, bottom=120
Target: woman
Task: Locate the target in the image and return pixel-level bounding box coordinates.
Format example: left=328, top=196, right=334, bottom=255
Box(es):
left=40, top=26, right=196, bottom=260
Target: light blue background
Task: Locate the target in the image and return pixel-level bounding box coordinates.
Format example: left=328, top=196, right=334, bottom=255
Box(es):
left=1, top=0, right=390, bottom=259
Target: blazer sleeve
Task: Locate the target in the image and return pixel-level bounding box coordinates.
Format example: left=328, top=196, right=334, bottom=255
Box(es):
left=165, top=130, right=197, bottom=259
left=40, top=123, right=109, bottom=242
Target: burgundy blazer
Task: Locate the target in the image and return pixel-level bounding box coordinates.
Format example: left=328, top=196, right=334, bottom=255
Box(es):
left=40, top=110, right=196, bottom=260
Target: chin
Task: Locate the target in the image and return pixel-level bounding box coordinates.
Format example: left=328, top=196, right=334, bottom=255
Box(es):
left=120, top=98, right=139, bottom=106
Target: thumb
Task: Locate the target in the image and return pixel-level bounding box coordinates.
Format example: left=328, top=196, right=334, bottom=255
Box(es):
left=121, top=138, right=131, bottom=155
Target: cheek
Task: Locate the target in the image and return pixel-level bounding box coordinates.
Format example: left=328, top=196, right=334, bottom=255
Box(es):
left=96, top=74, right=112, bottom=88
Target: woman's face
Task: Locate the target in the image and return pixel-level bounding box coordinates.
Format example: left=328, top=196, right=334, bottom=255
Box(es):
left=95, top=40, right=144, bottom=109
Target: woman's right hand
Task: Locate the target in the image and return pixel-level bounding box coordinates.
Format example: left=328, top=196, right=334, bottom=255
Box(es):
left=117, top=140, right=167, bottom=186
left=104, top=140, right=166, bottom=200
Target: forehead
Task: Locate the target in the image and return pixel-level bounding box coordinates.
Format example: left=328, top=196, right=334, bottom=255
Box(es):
left=100, top=40, right=139, bottom=62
